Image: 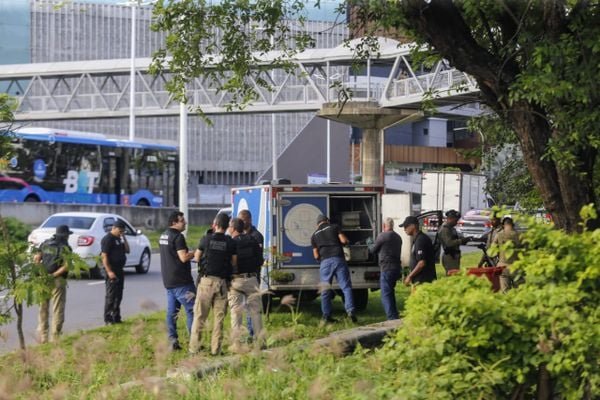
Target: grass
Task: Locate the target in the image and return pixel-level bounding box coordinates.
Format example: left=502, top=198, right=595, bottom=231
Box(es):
left=0, top=252, right=487, bottom=398
left=144, top=225, right=211, bottom=250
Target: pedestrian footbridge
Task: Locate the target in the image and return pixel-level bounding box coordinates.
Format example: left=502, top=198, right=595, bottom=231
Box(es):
left=0, top=37, right=479, bottom=121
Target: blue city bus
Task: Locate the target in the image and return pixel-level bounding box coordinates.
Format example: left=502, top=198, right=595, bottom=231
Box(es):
left=0, top=127, right=178, bottom=207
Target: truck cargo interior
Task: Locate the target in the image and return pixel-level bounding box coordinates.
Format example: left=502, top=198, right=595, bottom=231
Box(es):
left=329, top=195, right=377, bottom=264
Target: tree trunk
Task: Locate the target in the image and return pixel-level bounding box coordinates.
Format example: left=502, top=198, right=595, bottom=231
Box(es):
left=14, top=300, right=25, bottom=350
left=397, top=0, right=595, bottom=232
left=536, top=364, right=552, bottom=400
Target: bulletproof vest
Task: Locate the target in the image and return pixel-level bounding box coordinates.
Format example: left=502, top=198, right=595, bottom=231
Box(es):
left=204, top=233, right=231, bottom=278
left=40, top=237, right=67, bottom=274
left=234, top=234, right=259, bottom=274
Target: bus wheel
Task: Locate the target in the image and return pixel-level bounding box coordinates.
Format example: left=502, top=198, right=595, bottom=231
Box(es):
left=136, top=199, right=150, bottom=207
left=136, top=249, right=151, bottom=274
left=24, top=195, right=40, bottom=202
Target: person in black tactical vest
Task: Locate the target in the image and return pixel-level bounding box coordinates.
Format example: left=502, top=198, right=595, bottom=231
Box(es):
left=189, top=212, right=237, bottom=355
left=311, top=214, right=357, bottom=324
left=34, top=224, right=73, bottom=343
left=439, top=209, right=472, bottom=274
left=237, top=209, right=264, bottom=337
left=101, top=220, right=130, bottom=325
left=227, top=218, right=264, bottom=351
left=159, top=211, right=196, bottom=351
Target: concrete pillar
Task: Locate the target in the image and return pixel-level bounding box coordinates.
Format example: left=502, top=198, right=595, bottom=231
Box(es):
left=318, top=101, right=422, bottom=187
left=361, top=128, right=382, bottom=184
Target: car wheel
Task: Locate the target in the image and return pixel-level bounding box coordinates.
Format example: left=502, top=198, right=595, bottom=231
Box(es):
left=136, top=249, right=151, bottom=274
left=91, top=265, right=106, bottom=280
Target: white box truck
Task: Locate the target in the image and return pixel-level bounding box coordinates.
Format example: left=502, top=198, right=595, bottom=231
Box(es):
left=421, top=171, right=488, bottom=215
left=232, top=183, right=384, bottom=311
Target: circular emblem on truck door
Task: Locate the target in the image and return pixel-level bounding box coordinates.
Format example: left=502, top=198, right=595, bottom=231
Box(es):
left=284, top=204, right=322, bottom=247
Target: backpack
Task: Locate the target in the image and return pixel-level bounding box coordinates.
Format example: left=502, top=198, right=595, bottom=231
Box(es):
left=39, top=237, right=66, bottom=274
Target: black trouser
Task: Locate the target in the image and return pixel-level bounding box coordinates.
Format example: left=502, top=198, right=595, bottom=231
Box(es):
left=104, top=269, right=124, bottom=324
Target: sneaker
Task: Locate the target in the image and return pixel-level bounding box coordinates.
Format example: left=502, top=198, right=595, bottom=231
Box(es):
left=170, top=341, right=182, bottom=351
left=348, top=313, right=358, bottom=323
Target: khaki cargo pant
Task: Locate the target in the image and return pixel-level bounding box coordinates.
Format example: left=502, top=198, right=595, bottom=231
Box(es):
left=228, top=276, right=263, bottom=348
left=37, top=277, right=67, bottom=343
left=189, top=276, right=228, bottom=355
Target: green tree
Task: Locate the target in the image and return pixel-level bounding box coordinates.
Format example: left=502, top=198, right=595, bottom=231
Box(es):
left=152, top=0, right=600, bottom=232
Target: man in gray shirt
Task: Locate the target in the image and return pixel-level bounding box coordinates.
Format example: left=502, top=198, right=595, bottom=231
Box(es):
left=370, top=217, right=402, bottom=320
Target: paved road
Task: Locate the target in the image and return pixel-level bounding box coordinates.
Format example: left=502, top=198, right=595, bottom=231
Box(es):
left=0, top=255, right=167, bottom=354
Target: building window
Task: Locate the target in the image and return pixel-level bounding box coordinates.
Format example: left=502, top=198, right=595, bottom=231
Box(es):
left=423, top=128, right=429, bottom=136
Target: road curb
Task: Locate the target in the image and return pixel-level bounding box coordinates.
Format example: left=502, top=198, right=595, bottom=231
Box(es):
left=119, top=319, right=402, bottom=390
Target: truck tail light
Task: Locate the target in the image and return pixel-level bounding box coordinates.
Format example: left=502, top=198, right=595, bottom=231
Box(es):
left=77, top=236, right=95, bottom=246
left=484, top=221, right=492, bottom=228
left=364, top=271, right=380, bottom=281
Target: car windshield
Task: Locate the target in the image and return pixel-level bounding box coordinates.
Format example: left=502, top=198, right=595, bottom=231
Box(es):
left=42, top=216, right=95, bottom=230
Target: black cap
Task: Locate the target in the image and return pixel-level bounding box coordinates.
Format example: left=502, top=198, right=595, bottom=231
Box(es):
left=445, top=209, right=461, bottom=219
left=55, top=225, right=73, bottom=237
left=113, top=220, right=127, bottom=229
left=317, top=214, right=328, bottom=224
left=502, top=216, right=514, bottom=225
left=400, top=216, right=419, bottom=227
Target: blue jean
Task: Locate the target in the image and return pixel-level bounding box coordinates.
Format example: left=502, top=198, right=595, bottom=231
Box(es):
left=380, top=269, right=400, bottom=320
left=166, top=284, right=196, bottom=341
left=320, top=256, right=355, bottom=317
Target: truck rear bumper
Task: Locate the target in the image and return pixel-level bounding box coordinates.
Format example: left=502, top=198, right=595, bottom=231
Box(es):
left=264, top=266, right=381, bottom=291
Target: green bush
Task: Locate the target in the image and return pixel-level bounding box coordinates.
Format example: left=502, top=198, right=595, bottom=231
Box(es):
left=2, top=217, right=32, bottom=242
left=376, top=206, right=599, bottom=399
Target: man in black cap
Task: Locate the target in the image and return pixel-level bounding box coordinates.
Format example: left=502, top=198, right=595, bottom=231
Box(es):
left=401, top=216, right=437, bottom=286
left=35, top=224, right=73, bottom=343
left=439, top=210, right=471, bottom=274
left=311, top=214, right=356, bottom=323
left=101, top=219, right=129, bottom=325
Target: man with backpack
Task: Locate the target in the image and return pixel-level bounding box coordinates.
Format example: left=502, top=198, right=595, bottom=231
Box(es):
left=227, top=217, right=264, bottom=351
left=189, top=212, right=237, bottom=356
left=34, top=224, right=73, bottom=343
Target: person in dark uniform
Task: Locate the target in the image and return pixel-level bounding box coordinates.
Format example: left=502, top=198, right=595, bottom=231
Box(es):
left=159, top=211, right=196, bottom=351
left=402, top=216, right=437, bottom=286
left=311, top=214, right=356, bottom=323
left=370, top=217, right=402, bottom=320
left=237, top=209, right=264, bottom=336
left=189, top=212, right=237, bottom=355
left=238, top=209, right=264, bottom=251
left=101, top=220, right=129, bottom=325
left=227, top=218, right=264, bottom=350
left=439, top=210, right=471, bottom=274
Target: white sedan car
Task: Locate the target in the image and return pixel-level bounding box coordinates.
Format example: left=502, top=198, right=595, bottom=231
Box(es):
left=28, top=212, right=152, bottom=279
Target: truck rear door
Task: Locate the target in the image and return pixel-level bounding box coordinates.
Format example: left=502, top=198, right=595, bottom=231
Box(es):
left=278, top=193, right=328, bottom=266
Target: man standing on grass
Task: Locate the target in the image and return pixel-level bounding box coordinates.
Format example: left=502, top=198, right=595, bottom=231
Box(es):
left=159, top=211, right=196, bottom=351
left=227, top=217, right=264, bottom=351
left=35, top=224, right=72, bottom=343
left=311, top=214, right=357, bottom=324
left=370, top=217, right=402, bottom=320
left=101, top=220, right=129, bottom=325
left=189, top=212, right=237, bottom=356
left=402, top=216, right=437, bottom=287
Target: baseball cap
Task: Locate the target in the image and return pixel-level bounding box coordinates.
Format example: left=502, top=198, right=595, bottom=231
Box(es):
left=316, top=214, right=328, bottom=224
left=400, top=216, right=419, bottom=227
left=55, top=225, right=73, bottom=237
left=445, top=209, right=461, bottom=219
left=113, top=220, right=127, bottom=230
